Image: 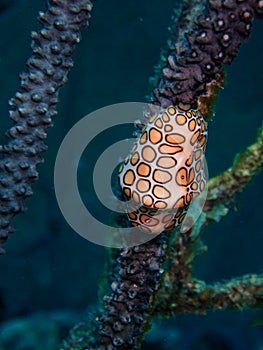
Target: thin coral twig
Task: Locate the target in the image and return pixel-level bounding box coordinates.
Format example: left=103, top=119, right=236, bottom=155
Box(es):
left=155, top=274, right=263, bottom=316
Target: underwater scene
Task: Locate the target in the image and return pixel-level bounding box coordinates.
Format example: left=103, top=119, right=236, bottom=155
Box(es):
left=0, top=0, right=263, bottom=349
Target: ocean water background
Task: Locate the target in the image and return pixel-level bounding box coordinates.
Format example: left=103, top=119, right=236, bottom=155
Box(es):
left=0, top=0, right=262, bottom=349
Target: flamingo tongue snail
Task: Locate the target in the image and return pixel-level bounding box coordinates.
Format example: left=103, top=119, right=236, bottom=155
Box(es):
left=118, top=105, right=208, bottom=234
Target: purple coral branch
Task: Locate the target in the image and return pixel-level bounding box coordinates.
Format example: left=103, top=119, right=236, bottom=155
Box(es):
left=151, top=0, right=263, bottom=109
left=0, top=0, right=93, bottom=253
left=98, top=235, right=168, bottom=349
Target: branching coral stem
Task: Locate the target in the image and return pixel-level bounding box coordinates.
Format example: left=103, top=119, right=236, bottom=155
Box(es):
left=0, top=0, right=93, bottom=254
left=155, top=274, right=263, bottom=316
